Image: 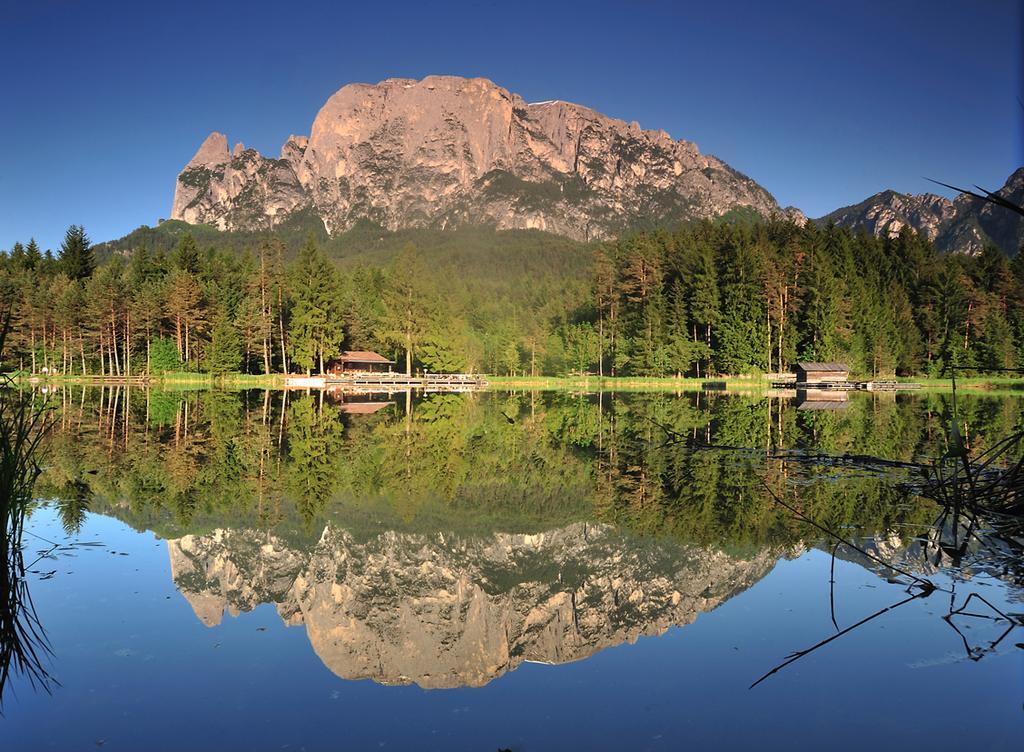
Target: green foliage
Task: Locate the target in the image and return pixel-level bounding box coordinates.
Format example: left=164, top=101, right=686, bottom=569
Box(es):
left=5, top=217, right=1024, bottom=378
left=149, top=337, right=182, bottom=374
left=288, top=237, right=343, bottom=374
left=58, top=225, right=94, bottom=280
left=286, top=396, right=344, bottom=522
left=178, top=166, right=223, bottom=190
left=418, top=335, right=466, bottom=372
left=171, top=232, right=201, bottom=273
left=204, top=314, right=243, bottom=374
left=37, top=388, right=1006, bottom=549
left=375, top=244, right=435, bottom=375
left=588, top=221, right=1024, bottom=377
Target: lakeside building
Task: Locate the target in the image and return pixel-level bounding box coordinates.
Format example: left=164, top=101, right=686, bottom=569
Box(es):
left=326, top=351, right=395, bottom=376
left=793, top=362, right=850, bottom=384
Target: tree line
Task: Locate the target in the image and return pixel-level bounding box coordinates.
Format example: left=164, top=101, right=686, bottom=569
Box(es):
left=584, top=220, right=1024, bottom=377
left=2, top=219, right=1022, bottom=377
left=0, top=227, right=480, bottom=377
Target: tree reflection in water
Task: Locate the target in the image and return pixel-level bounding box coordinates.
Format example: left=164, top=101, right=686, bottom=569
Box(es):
left=16, top=385, right=1024, bottom=692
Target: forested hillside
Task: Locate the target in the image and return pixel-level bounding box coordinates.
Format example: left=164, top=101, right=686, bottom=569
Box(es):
left=2, top=218, right=1022, bottom=378
left=3, top=223, right=592, bottom=376
left=595, top=221, right=1024, bottom=378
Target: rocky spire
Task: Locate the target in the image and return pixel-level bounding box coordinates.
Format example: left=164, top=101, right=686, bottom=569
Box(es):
left=184, top=131, right=230, bottom=169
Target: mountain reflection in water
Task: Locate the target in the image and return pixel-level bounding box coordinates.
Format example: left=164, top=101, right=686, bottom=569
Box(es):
left=167, top=523, right=783, bottom=688
left=5, top=386, right=1020, bottom=749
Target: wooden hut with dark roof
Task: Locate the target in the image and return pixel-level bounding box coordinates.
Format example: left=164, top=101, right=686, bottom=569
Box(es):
left=793, top=362, right=849, bottom=385
left=326, top=351, right=395, bottom=376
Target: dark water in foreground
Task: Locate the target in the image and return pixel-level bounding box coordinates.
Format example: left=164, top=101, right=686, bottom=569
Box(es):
left=3, top=388, right=1022, bottom=750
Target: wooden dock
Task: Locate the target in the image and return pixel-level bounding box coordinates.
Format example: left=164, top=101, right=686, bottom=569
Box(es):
left=861, top=380, right=920, bottom=391
left=770, top=379, right=921, bottom=391
left=284, top=373, right=488, bottom=390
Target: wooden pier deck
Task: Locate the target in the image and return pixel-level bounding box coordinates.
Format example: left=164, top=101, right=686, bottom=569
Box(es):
left=284, top=373, right=488, bottom=390
left=770, top=379, right=921, bottom=391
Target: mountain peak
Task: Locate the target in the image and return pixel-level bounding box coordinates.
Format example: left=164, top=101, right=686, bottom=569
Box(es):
left=170, top=75, right=784, bottom=240
left=185, top=131, right=230, bottom=169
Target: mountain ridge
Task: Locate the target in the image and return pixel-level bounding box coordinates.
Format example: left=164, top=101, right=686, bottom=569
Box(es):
left=818, top=167, right=1024, bottom=255
left=167, top=522, right=786, bottom=688
left=170, top=75, right=803, bottom=241
left=165, top=75, right=1021, bottom=254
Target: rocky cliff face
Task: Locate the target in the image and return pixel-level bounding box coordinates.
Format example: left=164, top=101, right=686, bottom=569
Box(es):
left=820, top=167, right=1024, bottom=255
left=167, top=522, right=784, bottom=688
left=171, top=76, right=799, bottom=241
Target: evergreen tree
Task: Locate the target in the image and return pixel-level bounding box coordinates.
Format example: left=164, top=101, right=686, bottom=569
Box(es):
left=687, top=239, right=720, bottom=376
left=797, top=240, right=845, bottom=361
left=377, top=244, right=433, bottom=376
left=149, top=337, right=183, bottom=374
left=172, top=232, right=200, bottom=273
left=234, top=292, right=268, bottom=374
left=3, top=214, right=1024, bottom=379
left=665, top=278, right=700, bottom=377
left=205, top=313, right=243, bottom=374
left=8, top=241, right=26, bottom=269
left=133, top=279, right=165, bottom=373
left=594, top=248, right=617, bottom=377
left=59, top=225, right=95, bottom=280
left=717, top=241, right=767, bottom=373
left=288, top=237, right=343, bottom=374
left=24, top=239, right=42, bottom=269
left=165, top=269, right=205, bottom=365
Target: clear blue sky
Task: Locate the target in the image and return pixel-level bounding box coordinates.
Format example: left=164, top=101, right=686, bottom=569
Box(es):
left=1, top=0, right=1021, bottom=251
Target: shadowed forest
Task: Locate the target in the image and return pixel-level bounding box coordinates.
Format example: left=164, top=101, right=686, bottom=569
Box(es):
left=2, top=218, right=1023, bottom=379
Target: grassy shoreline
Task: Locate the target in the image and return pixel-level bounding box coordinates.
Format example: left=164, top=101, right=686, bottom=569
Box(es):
left=487, top=375, right=1024, bottom=393
left=16, top=371, right=284, bottom=389
left=13, top=372, right=1024, bottom=393
left=485, top=375, right=766, bottom=391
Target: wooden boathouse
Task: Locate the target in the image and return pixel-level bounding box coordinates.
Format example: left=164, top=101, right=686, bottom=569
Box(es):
left=326, top=351, right=395, bottom=376
left=772, top=362, right=919, bottom=391
left=793, top=362, right=850, bottom=385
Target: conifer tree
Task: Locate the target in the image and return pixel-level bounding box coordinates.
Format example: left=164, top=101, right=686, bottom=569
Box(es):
left=205, top=313, right=243, bottom=374
left=8, top=241, right=26, bottom=269
left=378, top=244, right=433, bottom=376
left=288, top=237, right=343, bottom=375
left=165, top=269, right=205, bottom=365
left=687, top=240, right=720, bottom=377
left=717, top=242, right=767, bottom=372
left=172, top=233, right=200, bottom=273
left=24, top=239, right=42, bottom=270
left=58, top=225, right=94, bottom=280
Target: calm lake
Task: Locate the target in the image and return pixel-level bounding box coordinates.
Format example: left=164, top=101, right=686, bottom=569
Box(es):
left=3, top=387, right=1022, bottom=750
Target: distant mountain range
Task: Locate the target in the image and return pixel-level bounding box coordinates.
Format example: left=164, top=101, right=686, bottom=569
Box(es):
left=168, top=75, right=1021, bottom=254
left=818, top=167, right=1024, bottom=255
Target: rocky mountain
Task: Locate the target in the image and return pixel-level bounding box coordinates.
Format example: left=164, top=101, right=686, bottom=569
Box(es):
left=167, top=522, right=786, bottom=688
left=171, top=75, right=801, bottom=242
left=820, top=167, right=1024, bottom=255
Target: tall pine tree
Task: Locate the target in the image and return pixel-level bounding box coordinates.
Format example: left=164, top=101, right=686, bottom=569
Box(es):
left=288, top=237, right=343, bottom=374
left=58, top=225, right=94, bottom=280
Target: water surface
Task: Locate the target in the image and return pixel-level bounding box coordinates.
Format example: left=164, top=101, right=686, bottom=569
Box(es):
left=4, top=388, right=1022, bottom=750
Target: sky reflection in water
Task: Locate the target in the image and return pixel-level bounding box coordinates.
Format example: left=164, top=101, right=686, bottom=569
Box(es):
left=2, top=389, right=1022, bottom=750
